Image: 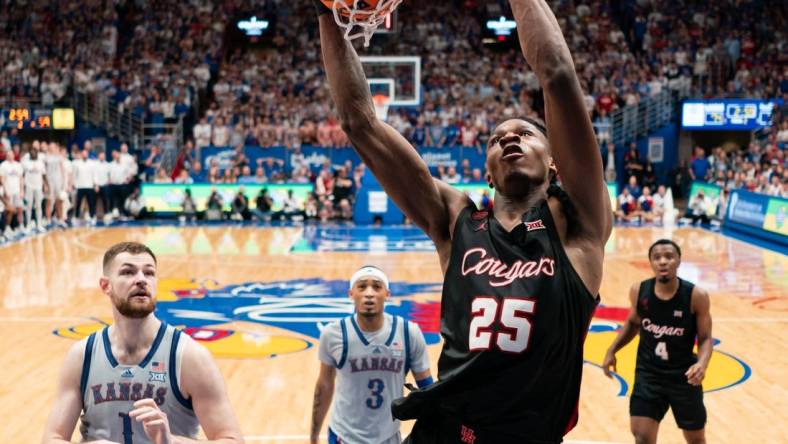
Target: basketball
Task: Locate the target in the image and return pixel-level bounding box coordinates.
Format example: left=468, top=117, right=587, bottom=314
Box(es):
left=320, top=0, right=389, bottom=18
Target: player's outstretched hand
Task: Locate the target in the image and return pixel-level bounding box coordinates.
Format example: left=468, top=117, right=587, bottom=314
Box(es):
left=602, top=352, right=617, bottom=378
left=685, top=363, right=706, bottom=386
left=129, top=398, right=172, bottom=444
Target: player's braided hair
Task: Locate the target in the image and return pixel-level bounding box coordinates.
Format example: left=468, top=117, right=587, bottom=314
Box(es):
left=522, top=116, right=581, bottom=237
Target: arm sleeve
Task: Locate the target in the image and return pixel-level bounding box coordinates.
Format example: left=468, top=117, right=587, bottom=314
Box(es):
left=317, top=321, right=343, bottom=367
left=407, top=321, right=431, bottom=374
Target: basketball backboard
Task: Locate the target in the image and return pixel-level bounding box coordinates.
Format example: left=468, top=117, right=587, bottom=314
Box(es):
left=361, top=56, right=421, bottom=107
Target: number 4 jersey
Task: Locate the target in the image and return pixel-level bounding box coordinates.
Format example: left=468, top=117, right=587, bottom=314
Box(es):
left=318, top=313, right=430, bottom=444
left=636, top=277, right=698, bottom=376
left=392, top=202, right=599, bottom=443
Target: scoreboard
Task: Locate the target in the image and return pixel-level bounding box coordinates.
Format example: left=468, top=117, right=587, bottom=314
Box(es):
left=681, top=99, right=779, bottom=131
left=2, top=107, right=75, bottom=130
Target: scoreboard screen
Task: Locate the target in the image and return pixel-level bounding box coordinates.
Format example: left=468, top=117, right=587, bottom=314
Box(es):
left=681, top=99, right=779, bottom=131
left=2, top=107, right=74, bottom=130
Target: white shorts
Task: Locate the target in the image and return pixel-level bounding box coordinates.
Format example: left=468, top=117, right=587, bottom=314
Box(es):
left=25, top=189, right=44, bottom=205
left=47, top=177, right=64, bottom=199
left=5, top=193, right=23, bottom=209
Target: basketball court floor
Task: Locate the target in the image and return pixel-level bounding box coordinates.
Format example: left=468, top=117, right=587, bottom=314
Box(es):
left=0, top=224, right=785, bottom=443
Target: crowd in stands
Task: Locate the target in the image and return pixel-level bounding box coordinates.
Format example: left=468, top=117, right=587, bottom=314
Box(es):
left=615, top=107, right=787, bottom=225
left=0, top=0, right=786, bottom=231
left=186, top=0, right=786, bottom=153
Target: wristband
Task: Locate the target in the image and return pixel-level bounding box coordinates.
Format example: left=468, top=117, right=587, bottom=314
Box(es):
left=416, top=376, right=434, bottom=389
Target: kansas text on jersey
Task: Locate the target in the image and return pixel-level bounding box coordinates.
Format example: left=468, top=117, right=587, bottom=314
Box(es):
left=319, top=314, right=430, bottom=444
left=80, top=322, right=199, bottom=443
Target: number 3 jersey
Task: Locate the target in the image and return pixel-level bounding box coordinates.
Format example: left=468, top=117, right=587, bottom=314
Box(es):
left=79, top=322, right=199, bottom=442
left=392, top=202, right=599, bottom=442
left=636, top=277, right=698, bottom=376
left=318, top=313, right=430, bottom=444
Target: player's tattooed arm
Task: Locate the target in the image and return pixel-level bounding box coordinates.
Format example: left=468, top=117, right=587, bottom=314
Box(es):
left=310, top=363, right=336, bottom=444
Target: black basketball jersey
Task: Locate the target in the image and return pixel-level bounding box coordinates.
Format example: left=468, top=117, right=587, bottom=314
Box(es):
left=636, top=278, right=698, bottom=376
left=392, top=201, right=599, bottom=442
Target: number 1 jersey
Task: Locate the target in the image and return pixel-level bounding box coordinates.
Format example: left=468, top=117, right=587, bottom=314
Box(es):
left=392, top=201, right=598, bottom=442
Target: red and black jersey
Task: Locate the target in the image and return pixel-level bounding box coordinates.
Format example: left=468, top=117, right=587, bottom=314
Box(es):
left=393, top=201, right=599, bottom=443
left=636, top=278, right=698, bottom=377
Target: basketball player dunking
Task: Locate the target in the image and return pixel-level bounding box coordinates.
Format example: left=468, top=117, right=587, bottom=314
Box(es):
left=42, top=242, right=243, bottom=443
left=603, top=239, right=712, bottom=444
left=316, top=0, right=612, bottom=442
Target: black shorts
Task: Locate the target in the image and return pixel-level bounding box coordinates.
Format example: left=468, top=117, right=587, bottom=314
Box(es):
left=630, top=371, right=706, bottom=430
left=402, top=411, right=560, bottom=444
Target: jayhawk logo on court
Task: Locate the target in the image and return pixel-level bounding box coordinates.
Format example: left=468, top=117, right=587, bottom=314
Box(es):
left=54, top=278, right=750, bottom=394
left=54, top=278, right=442, bottom=359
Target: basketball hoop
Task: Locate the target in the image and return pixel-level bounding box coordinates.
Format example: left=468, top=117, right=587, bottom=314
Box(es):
left=372, top=94, right=391, bottom=121
left=330, top=0, right=403, bottom=47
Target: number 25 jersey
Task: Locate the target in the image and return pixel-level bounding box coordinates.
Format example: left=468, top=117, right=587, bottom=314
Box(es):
left=393, top=201, right=599, bottom=442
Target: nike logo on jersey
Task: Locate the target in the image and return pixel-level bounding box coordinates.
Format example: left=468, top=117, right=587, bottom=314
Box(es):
left=461, top=247, right=555, bottom=287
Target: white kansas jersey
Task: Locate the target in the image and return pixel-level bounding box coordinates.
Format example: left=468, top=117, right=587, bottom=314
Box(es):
left=0, top=160, right=23, bottom=195
left=319, top=314, right=430, bottom=444
left=22, top=158, right=46, bottom=190
left=79, top=322, right=199, bottom=442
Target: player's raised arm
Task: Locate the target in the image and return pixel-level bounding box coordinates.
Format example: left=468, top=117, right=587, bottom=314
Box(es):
left=316, top=5, right=466, bottom=250
left=508, top=0, right=612, bottom=242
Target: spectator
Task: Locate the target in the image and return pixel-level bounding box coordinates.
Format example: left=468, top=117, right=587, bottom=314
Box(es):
left=252, top=188, right=274, bottom=221
left=231, top=188, right=250, bottom=221
left=623, top=142, right=643, bottom=184
left=212, top=118, right=230, bottom=147
left=153, top=168, right=173, bottom=184
left=124, top=188, right=147, bottom=219
left=690, top=146, right=711, bottom=182
left=637, top=186, right=658, bottom=223
left=642, top=160, right=657, bottom=191
left=624, top=175, right=642, bottom=199
left=174, top=169, right=193, bottom=184
left=190, top=162, right=207, bottom=183
left=237, top=166, right=257, bottom=184
left=275, top=190, right=304, bottom=221
left=181, top=189, right=197, bottom=222
left=205, top=189, right=224, bottom=221
left=193, top=117, right=212, bottom=149
left=685, top=190, right=711, bottom=225
left=616, top=187, right=639, bottom=222
left=442, top=166, right=462, bottom=184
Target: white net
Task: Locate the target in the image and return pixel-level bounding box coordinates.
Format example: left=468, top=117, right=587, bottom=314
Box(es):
left=372, top=94, right=391, bottom=121
left=330, top=0, right=403, bottom=47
